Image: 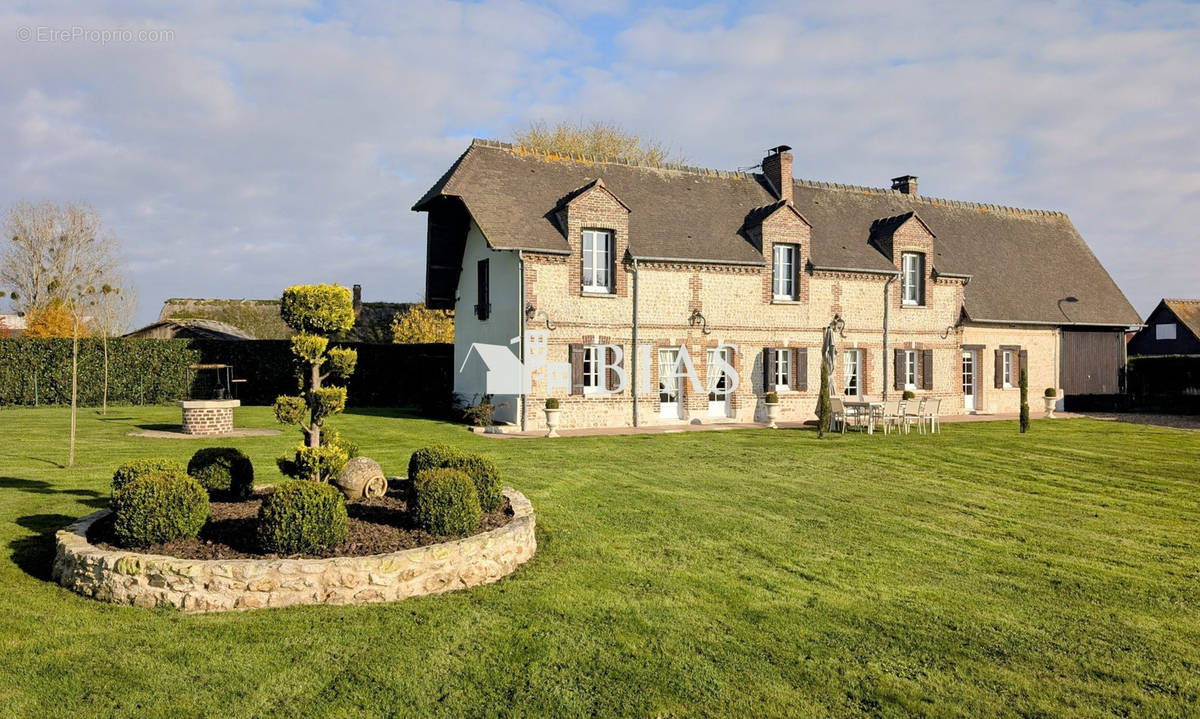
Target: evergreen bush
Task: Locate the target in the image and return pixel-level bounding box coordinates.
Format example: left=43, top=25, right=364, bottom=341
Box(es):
left=256, top=481, right=348, bottom=554
left=411, top=468, right=482, bottom=536
left=111, top=470, right=209, bottom=548
left=187, top=447, right=254, bottom=499
left=112, top=457, right=187, bottom=491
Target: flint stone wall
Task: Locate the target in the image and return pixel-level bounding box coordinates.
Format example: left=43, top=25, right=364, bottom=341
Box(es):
left=52, top=488, right=536, bottom=612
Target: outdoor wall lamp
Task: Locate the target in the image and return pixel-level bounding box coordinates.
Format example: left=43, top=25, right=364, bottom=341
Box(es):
left=689, top=309, right=712, bottom=335
left=829, top=313, right=846, bottom=338
left=525, top=303, right=555, bottom=330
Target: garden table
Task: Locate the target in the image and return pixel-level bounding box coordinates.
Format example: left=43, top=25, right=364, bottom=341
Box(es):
left=842, top=400, right=885, bottom=434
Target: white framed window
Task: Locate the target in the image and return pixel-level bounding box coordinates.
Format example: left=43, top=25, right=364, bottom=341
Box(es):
left=582, top=345, right=603, bottom=393
left=1002, top=349, right=1014, bottom=388
left=774, top=348, right=791, bottom=390
left=773, top=244, right=798, bottom=300
left=582, top=229, right=613, bottom=293
left=904, top=350, right=918, bottom=389
left=658, top=348, right=682, bottom=418
left=1156, top=323, right=1177, bottom=340
left=843, top=349, right=862, bottom=397
left=901, top=252, right=923, bottom=306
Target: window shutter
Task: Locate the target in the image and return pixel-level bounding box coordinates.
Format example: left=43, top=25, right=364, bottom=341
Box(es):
left=921, top=349, right=933, bottom=389
left=763, top=347, right=775, bottom=392
left=608, top=234, right=617, bottom=293
left=793, top=249, right=802, bottom=299
left=569, top=344, right=584, bottom=395
left=475, top=259, right=490, bottom=320
left=894, top=349, right=904, bottom=390
left=918, top=254, right=926, bottom=306
left=794, top=348, right=807, bottom=391
left=1018, top=349, right=1028, bottom=383
left=994, top=349, right=1003, bottom=388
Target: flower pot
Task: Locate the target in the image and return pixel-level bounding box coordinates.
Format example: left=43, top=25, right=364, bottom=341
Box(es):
left=764, top=402, right=780, bottom=429
left=1043, top=396, right=1057, bottom=419
left=544, top=408, right=561, bottom=437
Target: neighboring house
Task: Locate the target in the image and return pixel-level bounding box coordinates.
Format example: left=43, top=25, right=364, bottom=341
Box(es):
left=0, top=314, right=25, bottom=338
left=414, top=139, right=1142, bottom=430
left=1127, top=299, right=1200, bottom=356
left=124, top=318, right=253, bottom=340
left=150, top=285, right=410, bottom=343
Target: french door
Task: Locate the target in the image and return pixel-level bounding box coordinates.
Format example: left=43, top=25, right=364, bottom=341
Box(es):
left=962, top=350, right=976, bottom=411
left=707, top=347, right=732, bottom=417
left=658, top=348, right=682, bottom=418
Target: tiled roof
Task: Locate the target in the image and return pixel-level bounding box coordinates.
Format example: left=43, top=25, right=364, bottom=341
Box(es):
left=415, top=139, right=1141, bottom=326
left=158, top=298, right=411, bottom=342
left=1162, top=299, right=1200, bottom=340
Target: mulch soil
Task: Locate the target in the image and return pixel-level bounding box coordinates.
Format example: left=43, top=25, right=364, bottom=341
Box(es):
left=89, top=490, right=514, bottom=560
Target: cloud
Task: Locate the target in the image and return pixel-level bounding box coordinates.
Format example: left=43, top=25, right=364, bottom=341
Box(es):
left=1, top=0, right=1196, bottom=326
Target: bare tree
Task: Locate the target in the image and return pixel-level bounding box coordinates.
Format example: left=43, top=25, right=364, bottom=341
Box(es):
left=513, top=121, right=685, bottom=166
left=2, top=201, right=125, bottom=466
left=90, top=277, right=138, bottom=415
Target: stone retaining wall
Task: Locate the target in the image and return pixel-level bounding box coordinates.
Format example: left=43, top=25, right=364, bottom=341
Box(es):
left=52, top=488, right=536, bottom=612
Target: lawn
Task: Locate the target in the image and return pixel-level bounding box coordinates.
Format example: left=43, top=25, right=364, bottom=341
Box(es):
left=1, top=406, right=1198, bottom=717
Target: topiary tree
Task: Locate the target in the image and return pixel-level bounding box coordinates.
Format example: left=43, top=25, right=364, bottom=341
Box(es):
left=817, top=360, right=831, bottom=438
left=187, top=447, right=254, bottom=499
left=1019, top=368, right=1030, bottom=434
left=112, top=457, right=187, bottom=492
left=411, top=468, right=482, bottom=536
left=111, top=470, right=209, bottom=548
left=257, top=481, right=348, bottom=554
left=272, top=284, right=358, bottom=481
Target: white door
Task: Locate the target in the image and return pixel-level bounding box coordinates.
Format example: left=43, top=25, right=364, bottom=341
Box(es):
left=707, top=347, right=732, bottom=417
left=962, top=350, right=976, bottom=411
left=843, top=349, right=862, bottom=399
left=658, top=348, right=682, bottom=419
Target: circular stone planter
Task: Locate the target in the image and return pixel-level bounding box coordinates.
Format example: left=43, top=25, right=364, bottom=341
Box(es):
left=52, top=488, right=536, bottom=613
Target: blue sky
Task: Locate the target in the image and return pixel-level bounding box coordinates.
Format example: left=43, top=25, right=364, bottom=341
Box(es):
left=3, top=0, right=1198, bottom=326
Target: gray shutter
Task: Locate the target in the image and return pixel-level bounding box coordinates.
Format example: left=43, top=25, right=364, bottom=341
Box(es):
left=994, top=349, right=1004, bottom=388
left=569, top=344, right=584, bottom=395
left=894, top=349, right=904, bottom=390
left=763, top=347, right=775, bottom=392
left=921, top=349, right=933, bottom=389
left=1018, top=349, right=1028, bottom=384
left=794, top=348, right=807, bottom=391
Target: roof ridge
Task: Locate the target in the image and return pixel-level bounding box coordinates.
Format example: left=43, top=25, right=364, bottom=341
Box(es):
left=469, top=137, right=755, bottom=180
left=791, top=177, right=1068, bottom=219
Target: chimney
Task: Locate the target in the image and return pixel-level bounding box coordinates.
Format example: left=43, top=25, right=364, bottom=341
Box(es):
left=352, top=284, right=363, bottom=314
left=891, top=174, right=918, bottom=196
left=762, top=145, right=793, bottom=204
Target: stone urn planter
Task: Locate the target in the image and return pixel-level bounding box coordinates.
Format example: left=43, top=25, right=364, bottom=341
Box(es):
left=543, top=399, right=561, bottom=438
left=764, top=394, right=781, bottom=429
left=1043, top=393, right=1059, bottom=418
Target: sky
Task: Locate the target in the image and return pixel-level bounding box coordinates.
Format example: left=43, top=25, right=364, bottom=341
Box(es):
left=3, top=0, right=1197, bottom=327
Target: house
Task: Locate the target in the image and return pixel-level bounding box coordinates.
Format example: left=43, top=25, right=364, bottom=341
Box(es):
left=413, top=139, right=1141, bottom=430
left=0, top=314, right=25, bottom=338
left=141, top=285, right=411, bottom=343
left=1127, top=299, right=1200, bottom=357
left=124, top=318, right=253, bottom=340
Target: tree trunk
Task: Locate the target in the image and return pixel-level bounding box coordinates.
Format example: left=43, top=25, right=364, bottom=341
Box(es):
left=69, top=318, right=78, bottom=467
left=102, top=333, right=109, bottom=415
left=307, top=361, right=322, bottom=448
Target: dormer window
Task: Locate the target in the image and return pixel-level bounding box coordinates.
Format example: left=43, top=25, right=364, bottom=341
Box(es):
left=901, top=252, right=925, bottom=306
left=582, top=229, right=613, bottom=293
left=773, top=244, right=799, bottom=300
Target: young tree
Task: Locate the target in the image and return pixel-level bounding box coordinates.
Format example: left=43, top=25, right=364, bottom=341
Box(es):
left=513, top=121, right=684, bottom=166
left=1019, top=368, right=1030, bottom=434
left=391, top=303, right=453, bottom=344
left=817, top=360, right=832, bottom=438
left=90, top=280, right=137, bottom=415
left=273, top=284, right=359, bottom=482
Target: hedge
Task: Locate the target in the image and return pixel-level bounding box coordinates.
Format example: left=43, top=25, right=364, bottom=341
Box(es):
left=0, top=338, right=451, bottom=408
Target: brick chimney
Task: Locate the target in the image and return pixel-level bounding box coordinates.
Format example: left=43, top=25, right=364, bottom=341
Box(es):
left=891, top=174, right=918, bottom=196
left=762, top=145, right=793, bottom=205
left=352, top=284, right=363, bottom=315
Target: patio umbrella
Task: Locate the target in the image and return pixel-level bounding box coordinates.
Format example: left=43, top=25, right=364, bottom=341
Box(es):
left=822, top=323, right=837, bottom=393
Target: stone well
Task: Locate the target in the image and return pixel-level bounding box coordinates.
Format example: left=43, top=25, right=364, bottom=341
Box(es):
left=178, top=399, right=240, bottom=435
left=52, top=489, right=537, bottom=613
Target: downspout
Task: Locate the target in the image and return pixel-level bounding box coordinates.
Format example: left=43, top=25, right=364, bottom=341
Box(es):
left=517, top=250, right=526, bottom=432
left=631, top=257, right=640, bottom=427
left=882, top=273, right=898, bottom=400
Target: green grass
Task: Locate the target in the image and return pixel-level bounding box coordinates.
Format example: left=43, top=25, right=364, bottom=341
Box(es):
left=1, top=406, right=1199, bottom=717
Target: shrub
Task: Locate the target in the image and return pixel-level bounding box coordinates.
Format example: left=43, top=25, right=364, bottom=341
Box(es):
left=112, top=457, right=187, bottom=492
left=1044, top=387, right=1057, bottom=398
left=1019, top=368, right=1030, bottom=434
left=462, top=395, right=497, bottom=427
left=545, top=397, right=560, bottom=409
left=411, top=468, right=482, bottom=536
left=408, top=444, right=464, bottom=479
left=257, top=481, right=348, bottom=554
left=187, top=447, right=254, bottom=499
left=445, top=453, right=503, bottom=513
left=902, top=390, right=916, bottom=400
left=111, top=470, right=209, bottom=548
left=277, top=443, right=350, bottom=483
left=765, top=392, right=779, bottom=404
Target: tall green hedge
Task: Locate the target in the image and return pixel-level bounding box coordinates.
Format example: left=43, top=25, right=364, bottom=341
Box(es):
left=0, top=337, right=451, bottom=408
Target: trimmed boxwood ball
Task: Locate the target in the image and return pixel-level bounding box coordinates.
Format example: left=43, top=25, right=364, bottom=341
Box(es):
left=112, top=457, right=187, bottom=492
left=445, top=453, right=503, bottom=513
left=187, top=447, right=254, bottom=499
left=257, top=482, right=348, bottom=554
left=111, top=470, right=209, bottom=548
left=407, top=443, right=464, bottom=480
left=412, top=468, right=482, bottom=536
